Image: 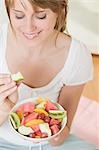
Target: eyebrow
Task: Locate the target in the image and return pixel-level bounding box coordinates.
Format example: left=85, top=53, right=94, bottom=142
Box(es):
left=12, top=9, right=23, bottom=13
left=35, top=10, right=45, bottom=13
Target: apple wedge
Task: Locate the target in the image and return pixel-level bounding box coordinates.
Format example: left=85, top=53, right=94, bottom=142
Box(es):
left=11, top=72, right=24, bottom=82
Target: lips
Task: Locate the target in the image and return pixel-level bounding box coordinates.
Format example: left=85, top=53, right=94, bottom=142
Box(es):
left=23, top=32, right=40, bottom=40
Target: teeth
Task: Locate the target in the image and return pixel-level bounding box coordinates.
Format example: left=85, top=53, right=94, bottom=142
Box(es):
left=23, top=33, right=39, bottom=39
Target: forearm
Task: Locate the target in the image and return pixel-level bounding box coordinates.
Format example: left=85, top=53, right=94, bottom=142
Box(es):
left=58, top=85, right=85, bottom=130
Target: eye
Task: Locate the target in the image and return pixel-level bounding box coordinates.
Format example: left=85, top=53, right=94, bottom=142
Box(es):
left=36, top=13, right=46, bottom=19
left=15, top=15, right=25, bottom=19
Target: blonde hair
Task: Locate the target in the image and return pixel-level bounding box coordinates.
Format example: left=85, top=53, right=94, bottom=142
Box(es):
left=5, top=0, right=68, bottom=33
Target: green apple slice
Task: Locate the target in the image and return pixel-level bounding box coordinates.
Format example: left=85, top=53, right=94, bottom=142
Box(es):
left=11, top=72, right=24, bottom=82
left=18, top=125, right=34, bottom=135
left=39, top=123, right=51, bottom=137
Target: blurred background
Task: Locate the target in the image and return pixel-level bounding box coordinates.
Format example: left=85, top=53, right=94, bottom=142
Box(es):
left=67, top=0, right=99, bottom=55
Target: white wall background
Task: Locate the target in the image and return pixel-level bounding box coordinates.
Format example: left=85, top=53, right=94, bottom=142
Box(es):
left=67, top=0, right=99, bottom=54
left=0, top=0, right=99, bottom=54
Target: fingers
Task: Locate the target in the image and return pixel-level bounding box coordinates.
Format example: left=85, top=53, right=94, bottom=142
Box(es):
left=0, top=74, right=18, bottom=105
left=0, top=74, right=11, bottom=85
left=0, top=81, right=16, bottom=94
left=0, top=86, right=17, bottom=104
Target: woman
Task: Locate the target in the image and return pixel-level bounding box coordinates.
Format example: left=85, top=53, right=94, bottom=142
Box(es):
left=0, top=0, right=94, bottom=150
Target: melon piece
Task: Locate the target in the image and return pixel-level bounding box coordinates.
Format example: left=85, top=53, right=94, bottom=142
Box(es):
left=11, top=72, right=24, bottom=82
left=50, top=124, right=60, bottom=135
left=23, top=102, right=35, bottom=113
left=16, top=102, right=35, bottom=114
left=45, top=101, right=58, bottom=111
left=50, top=118, right=60, bottom=126
left=31, top=125, right=40, bottom=132
left=24, top=112, right=38, bottom=124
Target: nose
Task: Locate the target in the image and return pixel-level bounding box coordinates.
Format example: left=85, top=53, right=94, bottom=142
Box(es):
left=26, top=18, right=37, bottom=32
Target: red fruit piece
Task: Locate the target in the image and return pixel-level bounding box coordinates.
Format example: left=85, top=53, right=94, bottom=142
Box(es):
left=37, top=113, right=45, bottom=120
left=29, top=133, right=36, bottom=138
left=23, top=102, right=35, bottom=113
left=24, top=112, right=38, bottom=124
left=16, top=105, right=24, bottom=113
left=16, top=102, right=35, bottom=114
left=44, top=116, right=51, bottom=123
left=35, top=130, right=42, bottom=137
left=31, top=125, right=40, bottom=132
left=21, top=117, right=25, bottom=125
left=41, top=132, right=48, bottom=138
left=50, top=118, right=60, bottom=126
left=50, top=124, right=60, bottom=135
left=23, top=112, right=29, bottom=117
left=45, top=101, right=58, bottom=111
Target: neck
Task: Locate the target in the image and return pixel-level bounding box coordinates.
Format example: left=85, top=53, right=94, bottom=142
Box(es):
left=18, top=30, right=57, bottom=55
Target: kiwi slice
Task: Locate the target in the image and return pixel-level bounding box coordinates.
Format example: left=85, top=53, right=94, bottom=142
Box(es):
left=49, top=113, right=65, bottom=119
left=9, top=112, right=20, bottom=129
left=49, top=110, right=66, bottom=119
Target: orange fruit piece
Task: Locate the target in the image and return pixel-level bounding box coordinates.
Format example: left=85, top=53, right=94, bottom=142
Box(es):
left=34, top=108, right=49, bottom=116
left=35, top=97, right=49, bottom=104
left=25, top=119, right=44, bottom=127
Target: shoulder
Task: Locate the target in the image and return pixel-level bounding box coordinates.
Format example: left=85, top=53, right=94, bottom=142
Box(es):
left=62, top=38, right=94, bottom=85
left=71, top=38, right=93, bottom=67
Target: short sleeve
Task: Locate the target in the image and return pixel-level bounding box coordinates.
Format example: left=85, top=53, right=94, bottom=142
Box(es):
left=62, top=40, right=94, bottom=85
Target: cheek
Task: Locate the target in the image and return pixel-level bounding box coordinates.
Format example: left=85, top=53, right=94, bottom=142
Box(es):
left=10, top=17, right=20, bottom=31
left=10, top=15, right=25, bottom=32
left=41, top=19, right=56, bottom=31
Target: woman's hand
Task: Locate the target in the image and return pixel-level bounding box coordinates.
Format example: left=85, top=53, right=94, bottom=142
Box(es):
left=0, top=74, right=18, bottom=125
left=49, top=125, right=70, bottom=146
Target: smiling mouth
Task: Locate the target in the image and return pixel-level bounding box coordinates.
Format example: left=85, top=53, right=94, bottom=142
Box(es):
left=23, top=32, right=41, bottom=40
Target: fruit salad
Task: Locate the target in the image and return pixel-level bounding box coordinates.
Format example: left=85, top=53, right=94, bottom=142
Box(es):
left=9, top=97, right=67, bottom=141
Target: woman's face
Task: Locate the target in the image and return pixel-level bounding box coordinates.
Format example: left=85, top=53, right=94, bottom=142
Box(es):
left=9, top=0, right=57, bottom=47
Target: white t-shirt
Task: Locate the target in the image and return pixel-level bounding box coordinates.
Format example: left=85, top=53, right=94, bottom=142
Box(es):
left=0, top=24, right=93, bottom=146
